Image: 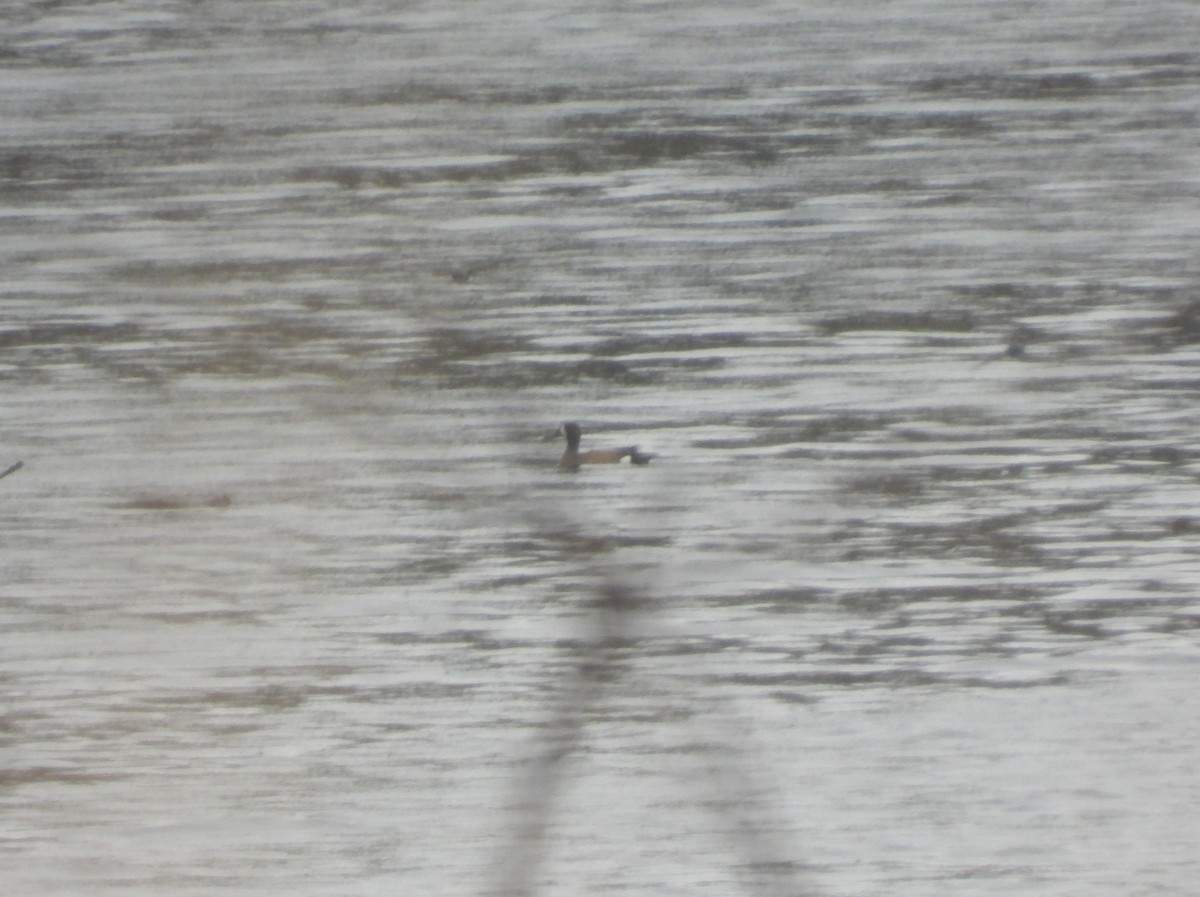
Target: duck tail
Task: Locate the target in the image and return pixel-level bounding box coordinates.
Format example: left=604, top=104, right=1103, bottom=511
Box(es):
left=627, top=447, right=654, bottom=466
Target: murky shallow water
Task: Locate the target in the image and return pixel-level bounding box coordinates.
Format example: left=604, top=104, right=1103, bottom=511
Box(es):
left=3, top=2, right=1200, bottom=895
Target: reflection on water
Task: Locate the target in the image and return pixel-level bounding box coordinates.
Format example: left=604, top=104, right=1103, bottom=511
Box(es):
left=4, top=2, right=1200, bottom=896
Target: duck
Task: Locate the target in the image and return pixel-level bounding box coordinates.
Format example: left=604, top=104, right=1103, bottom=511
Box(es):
left=555, top=422, right=654, bottom=469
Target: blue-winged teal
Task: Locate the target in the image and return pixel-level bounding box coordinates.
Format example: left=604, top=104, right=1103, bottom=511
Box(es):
left=556, top=422, right=654, bottom=469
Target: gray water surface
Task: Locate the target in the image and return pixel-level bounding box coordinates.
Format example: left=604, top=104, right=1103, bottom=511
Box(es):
left=3, top=2, right=1200, bottom=895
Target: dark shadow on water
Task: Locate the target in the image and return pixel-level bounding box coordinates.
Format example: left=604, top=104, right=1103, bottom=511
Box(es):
left=489, top=584, right=822, bottom=897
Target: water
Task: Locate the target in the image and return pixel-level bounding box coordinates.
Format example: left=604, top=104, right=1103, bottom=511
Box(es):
left=3, top=2, right=1200, bottom=895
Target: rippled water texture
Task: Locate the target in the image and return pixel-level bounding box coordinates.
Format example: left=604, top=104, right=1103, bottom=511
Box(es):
left=4, top=2, right=1200, bottom=895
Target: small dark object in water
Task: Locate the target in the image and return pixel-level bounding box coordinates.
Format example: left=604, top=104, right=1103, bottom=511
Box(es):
left=554, top=421, right=654, bottom=469
left=1168, top=299, right=1200, bottom=342
left=1005, top=342, right=1026, bottom=358
left=448, top=258, right=503, bottom=283
left=0, top=460, right=23, bottom=481
left=118, top=493, right=234, bottom=511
